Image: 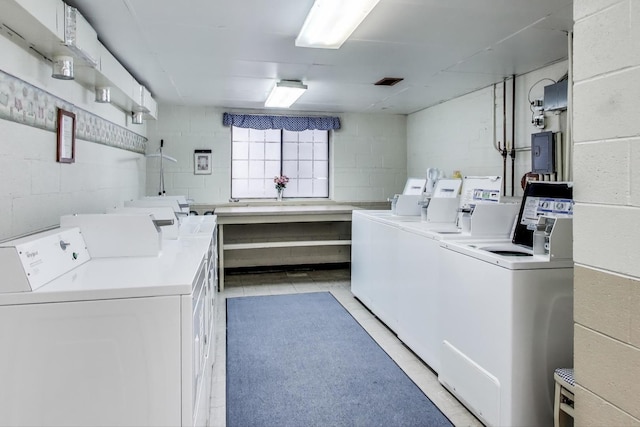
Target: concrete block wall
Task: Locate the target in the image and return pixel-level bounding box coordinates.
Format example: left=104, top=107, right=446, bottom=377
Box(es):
left=573, top=1, right=640, bottom=424
left=407, top=60, right=568, bottom=197
left=146, top=106, right=407, bottom=203
left=407, top=86, right=499, bottom=180
left=0, top=35, right=146, bottom=241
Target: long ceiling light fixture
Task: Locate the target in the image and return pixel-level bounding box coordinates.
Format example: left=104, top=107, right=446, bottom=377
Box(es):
left=265, top=80, right=308, bottom=108
left=295, top=0, right=381, bottom=49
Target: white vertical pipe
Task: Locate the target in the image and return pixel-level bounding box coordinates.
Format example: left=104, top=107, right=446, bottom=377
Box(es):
left=565, top=31, right=574, bottom=181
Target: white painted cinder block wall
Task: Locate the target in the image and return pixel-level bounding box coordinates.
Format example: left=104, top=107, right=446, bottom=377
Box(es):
left=145, top=106, right=407, bottom=203
left=148, top=61, right=569, bottom=205
left=407, top=60, right=568, bottom=197
left=0, top=36, right=147, bottom=241
left=572, top=0, right=640, bottom=423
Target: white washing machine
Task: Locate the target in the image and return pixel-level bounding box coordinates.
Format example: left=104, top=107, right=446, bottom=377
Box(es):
left=351, top=176, right=517, bottom=373
left=437, top=182, right=574, bottom=427
left=392, top=201, right=520, bottom=373
left=0, top=217, right=214, bottom=427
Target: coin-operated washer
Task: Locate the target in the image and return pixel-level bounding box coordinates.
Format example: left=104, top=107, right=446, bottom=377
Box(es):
left=0, top=216, right=214, bottom=427
left=352, top=176, right=519, bottom=375
left=437, top=181, right=574, bottom=427
left=391, top=176, right=517, bottom=374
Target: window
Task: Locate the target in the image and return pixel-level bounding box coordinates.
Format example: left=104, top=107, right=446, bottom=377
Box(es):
left=231, top=126, right=329, bottom=199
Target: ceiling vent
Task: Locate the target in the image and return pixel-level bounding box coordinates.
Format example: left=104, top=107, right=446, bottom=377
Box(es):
left=374, top=77, right=404, bottom=86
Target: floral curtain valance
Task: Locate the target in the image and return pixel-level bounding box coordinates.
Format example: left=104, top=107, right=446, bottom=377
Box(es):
left=223, top=113, right=340, bottom=131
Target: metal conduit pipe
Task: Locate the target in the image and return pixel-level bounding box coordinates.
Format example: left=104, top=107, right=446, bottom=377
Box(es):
left=493, top=83, right=501, bottom=152
left=510, top=75, right=516, bottom=196
left=565, top=31, right=574, bottom=182
left=502, top=79, right=508, bottom=196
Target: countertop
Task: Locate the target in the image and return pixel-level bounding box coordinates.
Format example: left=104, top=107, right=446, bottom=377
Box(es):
left=214, top=204, right=360, bottom=217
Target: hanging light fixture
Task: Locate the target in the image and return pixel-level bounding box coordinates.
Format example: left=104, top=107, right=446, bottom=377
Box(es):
left=295, top=0, right=381, bottom=49
left=264, top=80, right=307, bottom=108
left=131, top=111, right=144, bottom=124
left=95, top=87, right=111, bottom=103
left=51, top=55, right=75, bottom=80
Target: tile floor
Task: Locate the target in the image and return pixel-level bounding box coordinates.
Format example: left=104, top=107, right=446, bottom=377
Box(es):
left=209, top=267, right=483, bottom=427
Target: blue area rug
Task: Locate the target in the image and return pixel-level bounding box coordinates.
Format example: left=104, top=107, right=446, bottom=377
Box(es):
left=226, top=292, right=452, bottom=427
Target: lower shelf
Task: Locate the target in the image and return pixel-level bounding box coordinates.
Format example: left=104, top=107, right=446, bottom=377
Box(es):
left=224, top=240, right=351, bottom=250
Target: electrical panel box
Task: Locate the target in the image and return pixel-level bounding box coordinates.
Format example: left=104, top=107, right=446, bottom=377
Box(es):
left=544, top=80, right=568, bottom=111
left=531, top=131, right=555, bottom=174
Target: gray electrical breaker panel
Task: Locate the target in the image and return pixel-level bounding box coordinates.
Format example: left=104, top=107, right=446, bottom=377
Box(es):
left=544, top=80, right=568, bottom=111
left=531, top=131, right=555, bottom=174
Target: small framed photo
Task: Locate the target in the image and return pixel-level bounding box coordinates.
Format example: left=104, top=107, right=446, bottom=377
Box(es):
left=56, top=108, right=76, bottom=163
left=194, top=149, right=212, bottom=174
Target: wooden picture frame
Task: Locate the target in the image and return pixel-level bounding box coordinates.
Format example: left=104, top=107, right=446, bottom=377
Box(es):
left=56, top=108, right=76, bottom=163
left=194, top=149, right=212, bottom=175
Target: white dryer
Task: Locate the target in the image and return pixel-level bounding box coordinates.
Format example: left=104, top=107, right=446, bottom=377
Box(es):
left=143, top=195, right=192, bottom=214
left=179, top=214, right=219, bottom=363
left=0, top=218, right=214, bottom=427
left=437, top=182, right=574, bottom=427
left=125, top=197, right=188, bottom=217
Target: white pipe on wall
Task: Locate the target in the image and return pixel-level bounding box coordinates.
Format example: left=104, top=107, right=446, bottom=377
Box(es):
left=565, top=31, right=574, bottom=182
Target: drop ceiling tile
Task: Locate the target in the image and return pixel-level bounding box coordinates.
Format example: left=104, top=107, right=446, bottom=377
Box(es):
left=449, top=27, right=569, bottom=75
left=63, top=0, right=575, bottom=113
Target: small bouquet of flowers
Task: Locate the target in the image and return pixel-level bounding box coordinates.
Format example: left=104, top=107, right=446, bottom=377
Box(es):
left=274, top=175, right=289, bottom=191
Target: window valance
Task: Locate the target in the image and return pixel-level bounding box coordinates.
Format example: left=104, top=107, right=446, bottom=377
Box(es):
left=223, top=113, right=340, bottom=131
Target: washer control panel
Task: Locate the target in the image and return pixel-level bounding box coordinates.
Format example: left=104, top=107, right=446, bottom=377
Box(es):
left=0, top=227, right=90, bottom=292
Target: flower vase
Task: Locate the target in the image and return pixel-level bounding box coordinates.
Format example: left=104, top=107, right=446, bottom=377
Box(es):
left=277, top=188, right=283, bottom=201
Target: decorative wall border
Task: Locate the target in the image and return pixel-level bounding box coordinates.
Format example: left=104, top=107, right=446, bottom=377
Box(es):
left=0, top=69, right=147, bottom=154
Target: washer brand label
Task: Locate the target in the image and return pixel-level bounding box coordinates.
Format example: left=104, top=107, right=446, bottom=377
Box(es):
left=25, top=250, right=39, bottom=258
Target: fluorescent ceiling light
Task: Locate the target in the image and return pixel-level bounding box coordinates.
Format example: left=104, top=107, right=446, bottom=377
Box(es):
left=295, top=0, right=380, bottom=49
left=265, top=80, right=307, bottom=108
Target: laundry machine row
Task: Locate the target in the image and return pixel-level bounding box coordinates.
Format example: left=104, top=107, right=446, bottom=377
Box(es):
left=351, top=176, right=517, bottom=373
left=0, top=212, right=218, bottom=427
left=351, top=180, right=575, bottom=426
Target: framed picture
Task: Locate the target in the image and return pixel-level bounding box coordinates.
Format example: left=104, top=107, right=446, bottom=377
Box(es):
left=56, top=108, right=76, bottom=163
left=194, top=149, right=212, bottom=175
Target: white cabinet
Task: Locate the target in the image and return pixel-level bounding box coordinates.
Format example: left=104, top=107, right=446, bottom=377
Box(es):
left=2, top=0, right=158, bottom=120
left=13, top=0, right=65, bottom=42
left=137, top=84, right=158, bottom=119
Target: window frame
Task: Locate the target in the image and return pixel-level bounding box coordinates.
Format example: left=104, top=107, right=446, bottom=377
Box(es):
left=230, top=126, right=330, bottom=200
